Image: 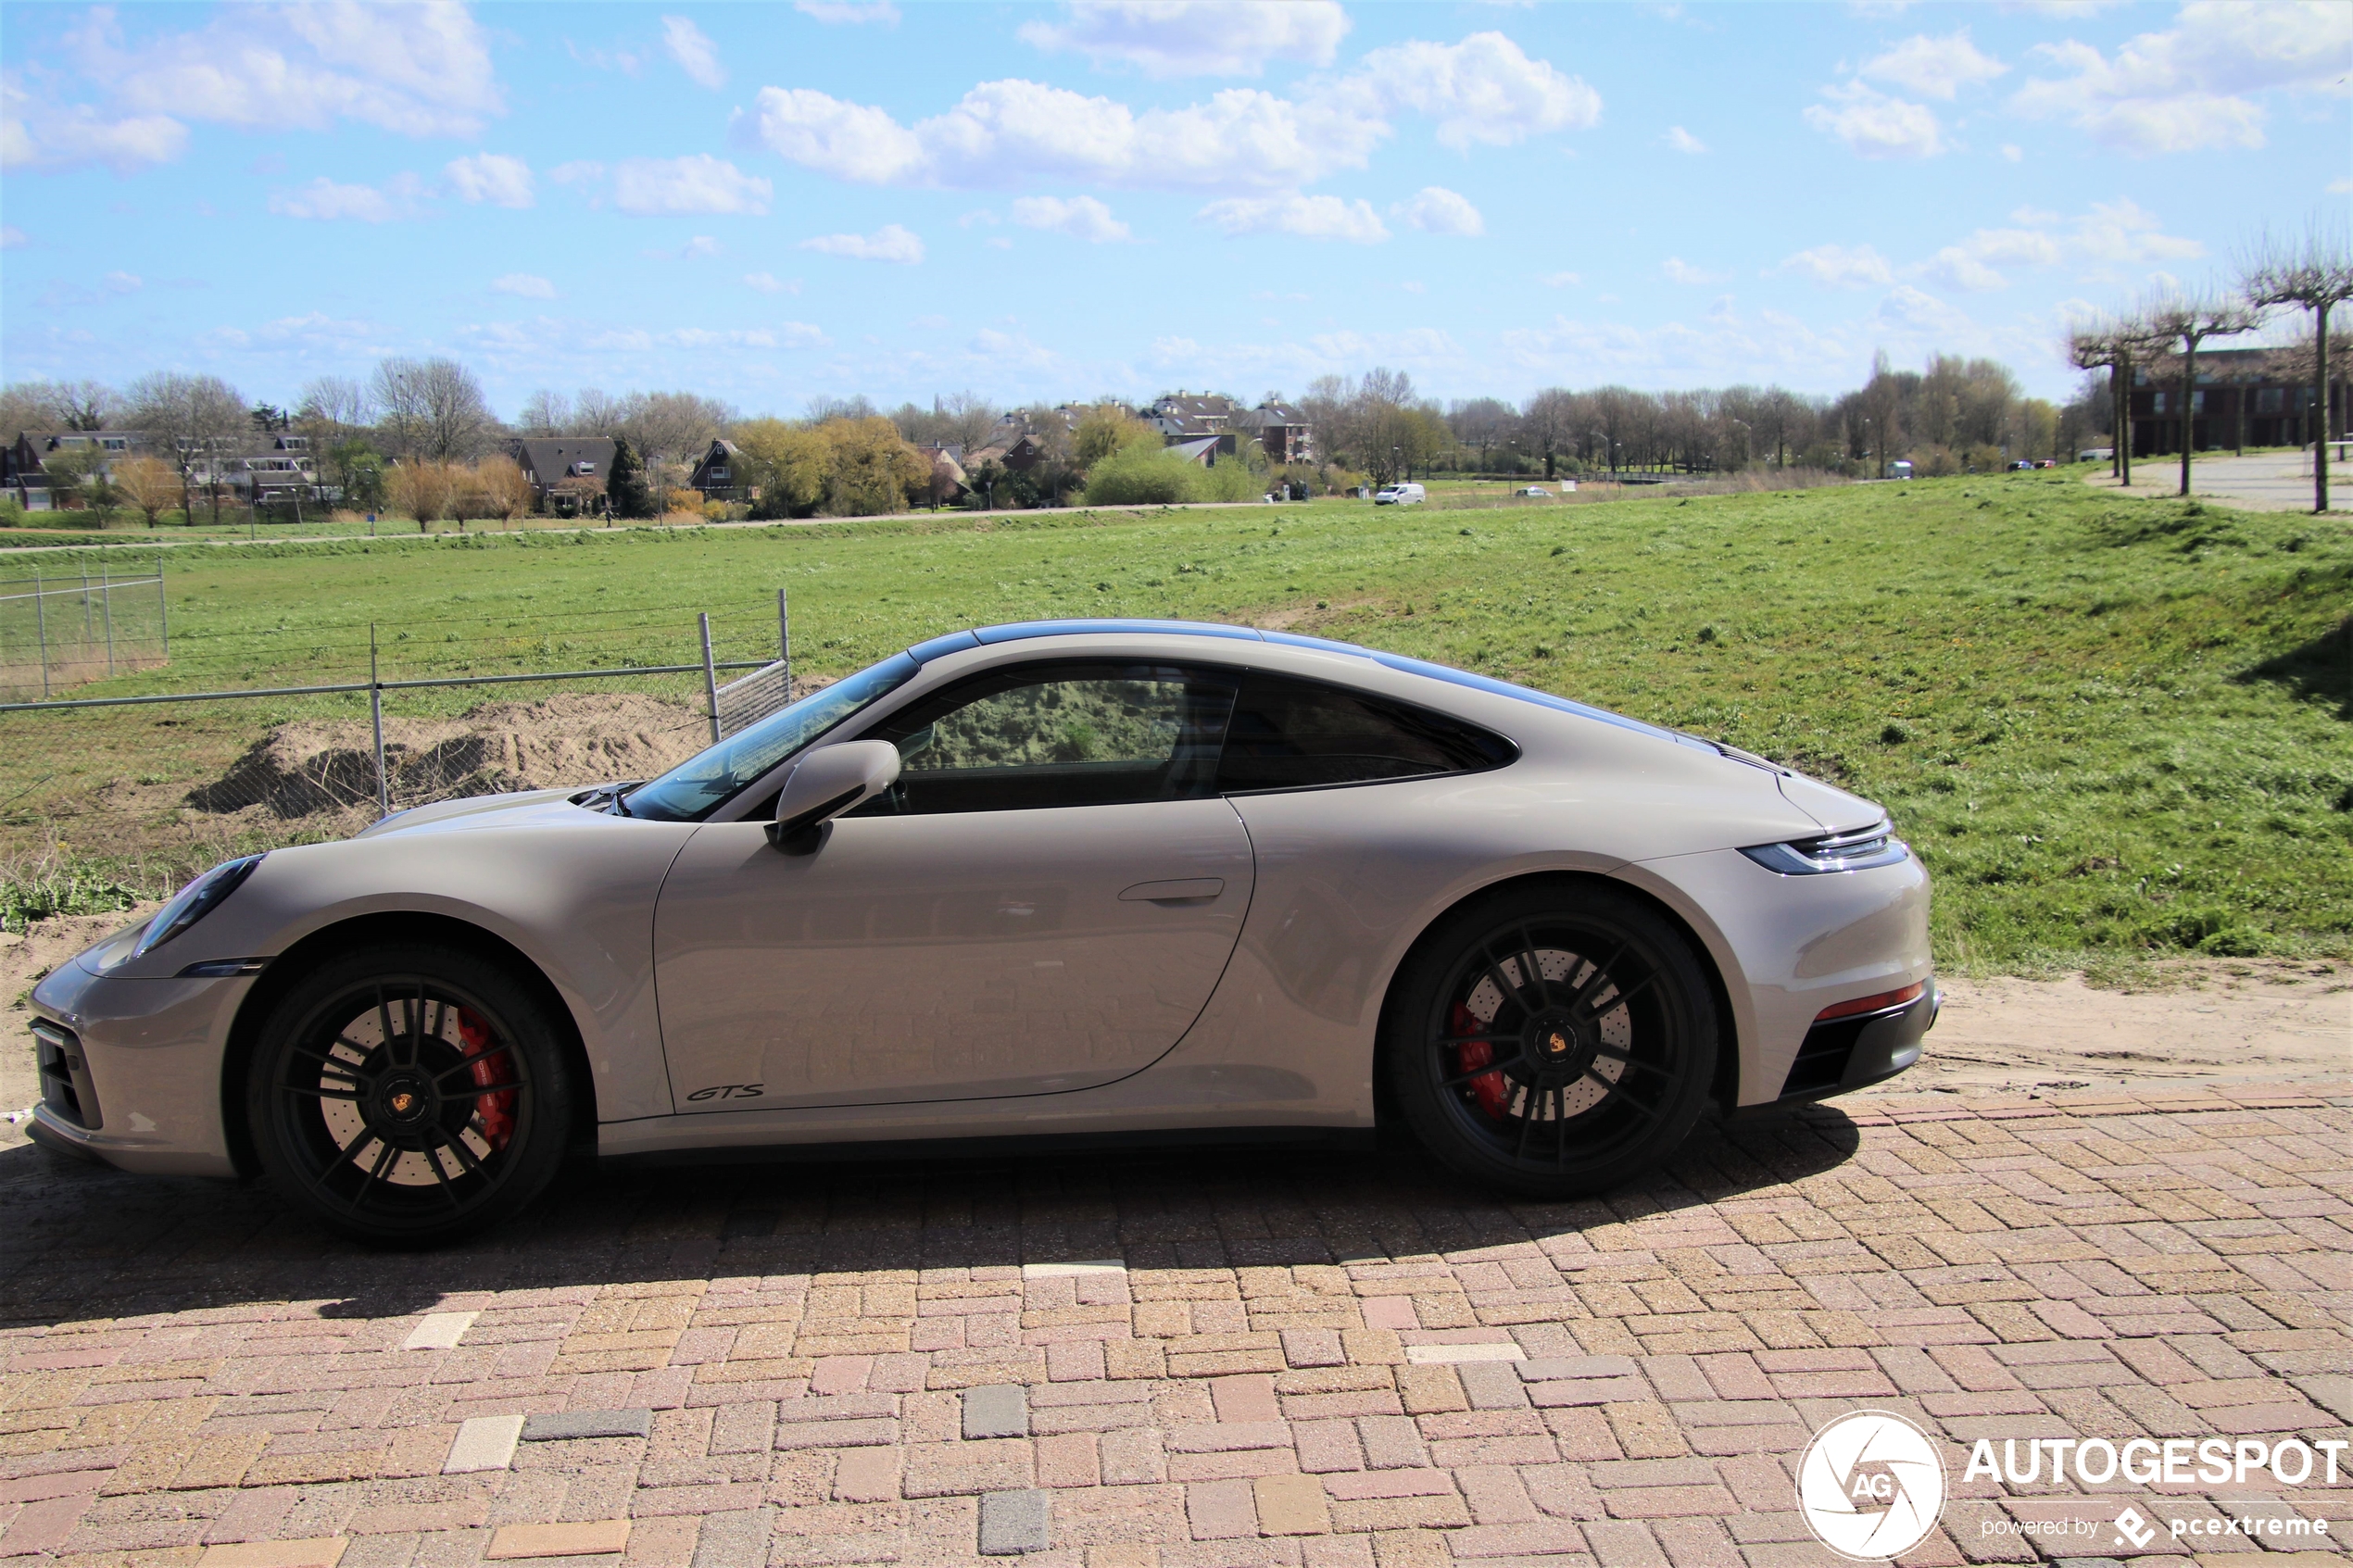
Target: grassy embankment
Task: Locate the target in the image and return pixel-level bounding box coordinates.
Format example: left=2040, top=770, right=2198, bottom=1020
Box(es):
left=2, top=469, right=2346, bottom=974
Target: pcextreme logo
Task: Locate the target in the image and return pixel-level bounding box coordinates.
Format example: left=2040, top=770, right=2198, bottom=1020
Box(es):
left=1797, top=1411, right=1948, bottom=1562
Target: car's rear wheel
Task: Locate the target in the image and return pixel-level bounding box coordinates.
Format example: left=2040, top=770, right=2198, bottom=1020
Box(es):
left=245, top=943, right=572, bottom=1247
left=1384, top=884, right=1718, bottom=1198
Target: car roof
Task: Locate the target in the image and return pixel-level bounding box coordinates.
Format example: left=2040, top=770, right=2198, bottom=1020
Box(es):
left=906, top=619, right=1717, bottom=752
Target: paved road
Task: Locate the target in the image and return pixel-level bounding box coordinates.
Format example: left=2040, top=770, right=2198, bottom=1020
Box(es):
left=2, top=1085, right=2346, bottom=1566
left=2088, top=451, right=2352, bottom=513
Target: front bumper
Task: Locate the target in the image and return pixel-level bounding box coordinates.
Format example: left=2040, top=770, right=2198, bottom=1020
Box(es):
left=1772, top=984, right=1938, bottom=1105
left=25, top=958, right=245, bottom=1178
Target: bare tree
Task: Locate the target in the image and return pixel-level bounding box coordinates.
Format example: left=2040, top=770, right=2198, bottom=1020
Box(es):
left=569, top=388, right=625, bottom=435
left=371, top=358, right=495, bottom=460
left=515, top=389, right=570, bottom=436
left=617, top=391, right=736, bottom=469
left=1446, top=397, right=1516, bottom=471
left=0, top=378, right=113, bottom=433
left=1519, top=389, right=1574, bottom=480
left=2144, top=291, right=2264, bottom=497
left=296, top=376, right=370, bottom=443
left=125, top=371, right=245, bottom=523
left=2242, top=219, right=2353, bottom=513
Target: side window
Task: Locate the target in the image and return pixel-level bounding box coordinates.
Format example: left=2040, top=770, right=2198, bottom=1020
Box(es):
left=1216, top=672, right=1515, bottom=794
left=851, top=661, right=1239, bottom=815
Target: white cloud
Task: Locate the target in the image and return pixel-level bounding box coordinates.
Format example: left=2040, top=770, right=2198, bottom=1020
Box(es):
left=1777, top=243, right=1894, bottom=288
left=7, top=3, right=504, bottom=171
left=679, top=235, right=723, bottom=259
left=1359, top=33, right=1602, bottom=151
left=2062, top=196, right=2202, bottom=267
left=1803, top=82, right=1946, bottom=158
left=2010, top=1, right=2353, bottom=155
left=661, top=16, right=725, bottom=89
left=2333, top=176, right=2353, bottom=195
left=2, top=85, right=187, bottom=171
left=2001, top=143, right=2023, bottom=161
left=1663, top=125, right=1706, bottom=154
left=0, top=226, right=24, bottom=248
left=1018, top=1, right=1350, bottom=78
left=1540, top=270, right=1579, bottom=287
left=1662, top=256, right=1730, bottom=284
left=738, top=31, right=1596, bottom=192
left=1391, top=186, right=1484, bottom=236
left=267, top=174, right=423, bottom=222
left=1010, top=194, right=1132, bottom=242
left=445, top=152, right=534, bottom=207
left=612, top=155, right=772, bottom=215
left=1199, top=194, right=1389, bottom=244
left=796, top=0, right=900, bottom=22
left=1860, top=30, right=2007, bottom=99
left=1401, top=280, right=1426, bottom=295
left=550, top=160, right=605, bottom=185
left=800, top=222, right=925, bottom=262
left=743, top=271, right=801, bottom=293
left=103, top=270, right=141, bottom=294
left=492, top=272, right=557, bottom=298
left=1911, top=246, right=2007, bottom=291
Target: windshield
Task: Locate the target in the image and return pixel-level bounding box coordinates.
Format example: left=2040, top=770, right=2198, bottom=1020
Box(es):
left=623, top=651, right=921, bottom=822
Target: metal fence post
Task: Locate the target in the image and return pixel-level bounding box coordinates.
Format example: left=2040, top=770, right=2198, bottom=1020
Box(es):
left=33, top=571, right=48, bottom=701
left=157, top=555, right=169, bottom=662
left=371, top=623, right=389, bottom=817
left=699, top=612, right=723, bottom=745
left=100, top=563, right=115, bottom=677
left=778, top=587, right=790, bottom=698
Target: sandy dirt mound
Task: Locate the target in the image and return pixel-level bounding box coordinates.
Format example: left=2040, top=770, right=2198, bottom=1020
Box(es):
left=186, top=691, right=709, bottom=819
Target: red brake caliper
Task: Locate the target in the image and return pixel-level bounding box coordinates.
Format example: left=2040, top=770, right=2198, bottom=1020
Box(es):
left=456, top=1008, right=517, bottom=1152
left=1451, top=1002, right=1511, bottom=1120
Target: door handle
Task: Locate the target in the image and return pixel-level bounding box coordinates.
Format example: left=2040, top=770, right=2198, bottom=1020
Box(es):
left=1118, top=878, right=1225, bottom=902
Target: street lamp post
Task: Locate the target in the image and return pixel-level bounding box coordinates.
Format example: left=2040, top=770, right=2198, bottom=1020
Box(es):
left=1391, top=445, right=1402, bottom=485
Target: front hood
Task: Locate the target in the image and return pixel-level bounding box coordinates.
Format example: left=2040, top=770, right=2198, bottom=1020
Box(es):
left=355, top=787, right=588, bottom=838
left=1777, top=771, right=1887, bottom=834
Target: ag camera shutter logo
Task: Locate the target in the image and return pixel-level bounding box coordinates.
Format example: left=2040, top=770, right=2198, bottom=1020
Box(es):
left=1797, top=1411, right=1948, bottom=1561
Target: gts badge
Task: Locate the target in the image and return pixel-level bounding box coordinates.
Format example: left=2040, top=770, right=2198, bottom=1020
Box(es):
left=687, top=1083, right=764, bottom=1102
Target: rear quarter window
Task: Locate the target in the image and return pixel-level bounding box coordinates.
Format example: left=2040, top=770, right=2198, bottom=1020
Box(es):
left=1216, top=671, right=1516, bottom=794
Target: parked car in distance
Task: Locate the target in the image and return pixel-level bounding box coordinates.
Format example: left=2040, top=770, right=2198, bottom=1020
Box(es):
left=2035, top=459, right=2057, bottom=470
left=1887, top=460, right=1914, bottom=480
left=2007, top=460, right=2034, bottom=471
left=29, top=619, right=1935, bottom=1246
left=1373, top=483, right=1426, bottom=506
left=2078, top=448, right=2113, bottom=462
left=1513, top=486, right=1551, bottom=498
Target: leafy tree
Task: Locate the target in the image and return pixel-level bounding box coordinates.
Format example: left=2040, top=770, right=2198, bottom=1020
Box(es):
left=1073, top=403, right=1160, bottom=470
left=605, top=437, right=657, bottom=519
left=1079, top=445, right=1199, bottom=506
left=821, top=416, right=929, bottom=516
left=733, top=418, right=830, bottom=518
left=327, top=440, right=386, bottom=510
left=112, top=454, right=180, bottom=527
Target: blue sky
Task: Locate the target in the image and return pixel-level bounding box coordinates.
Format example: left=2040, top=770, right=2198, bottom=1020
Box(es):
left=3, top=1, right=2347, bottom=418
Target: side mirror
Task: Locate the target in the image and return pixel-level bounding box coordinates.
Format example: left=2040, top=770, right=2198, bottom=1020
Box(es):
left=767, top=740, right=900, bottom=853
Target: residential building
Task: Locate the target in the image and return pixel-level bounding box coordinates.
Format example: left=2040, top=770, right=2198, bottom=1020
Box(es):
left=4, top=430, right=145, bottom=509
left=688, top=439, right=747, bottom=502
left=509, top=436, right=616, bottom=516
left=1145, top=394, right=1239, bottom=439
left=1233, top=401, right=1315, bottom=464
left=2129, top=347, right=2347, bottom=457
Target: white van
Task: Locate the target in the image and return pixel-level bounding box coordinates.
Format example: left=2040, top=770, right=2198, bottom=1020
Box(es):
left=1373, top=483, right=1426, bottom=506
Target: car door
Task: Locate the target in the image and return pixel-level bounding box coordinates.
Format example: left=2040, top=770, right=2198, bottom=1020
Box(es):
left=652, top=659, right=1253, bottom=1110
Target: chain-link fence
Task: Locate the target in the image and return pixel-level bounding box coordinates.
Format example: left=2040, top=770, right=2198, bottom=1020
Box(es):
left=0, top=597, right=812, bottom=897
left=0, top=562, right=169, bottom=702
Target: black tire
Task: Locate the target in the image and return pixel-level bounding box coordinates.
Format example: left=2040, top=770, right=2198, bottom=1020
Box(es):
left=245, top=941, right=573, bottom=1247
left=1382, top=883, right=1718, bottom=1198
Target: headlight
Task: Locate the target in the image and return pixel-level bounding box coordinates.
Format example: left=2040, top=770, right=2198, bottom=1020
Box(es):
left=1741, top=820, right=1908, bottom=875
left=133, top=854, right=265, bottom=957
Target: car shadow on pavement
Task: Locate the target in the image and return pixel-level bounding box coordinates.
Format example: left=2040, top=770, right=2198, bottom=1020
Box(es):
left=0, top=1104, right=1861, bottom=1331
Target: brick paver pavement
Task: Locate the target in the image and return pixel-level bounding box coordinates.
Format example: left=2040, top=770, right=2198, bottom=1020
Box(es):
left=3, top=1085, right=2347, bottom=1568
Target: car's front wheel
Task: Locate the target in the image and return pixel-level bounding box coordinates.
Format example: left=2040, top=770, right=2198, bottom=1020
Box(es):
left=245, top=942, right=573, bottom=1247
left=1384, top=884, right=1718, bottom=1198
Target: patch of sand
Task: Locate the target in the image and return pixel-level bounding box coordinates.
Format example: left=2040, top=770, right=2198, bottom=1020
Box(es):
left=1870, top=960, right=2351, bottom=1098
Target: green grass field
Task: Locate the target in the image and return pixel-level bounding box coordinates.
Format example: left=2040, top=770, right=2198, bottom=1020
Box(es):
left=3, top=469, right=2347, bottom=973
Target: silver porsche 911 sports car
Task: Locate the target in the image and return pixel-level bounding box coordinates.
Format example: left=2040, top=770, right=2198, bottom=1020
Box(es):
left=30, top=621, right=1934, bottom=1244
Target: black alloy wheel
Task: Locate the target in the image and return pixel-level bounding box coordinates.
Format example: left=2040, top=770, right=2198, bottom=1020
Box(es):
left=1384, top=884, right=1718, bottom=1198
left=247, top=943, right=573, bottom=1246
